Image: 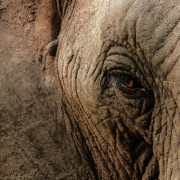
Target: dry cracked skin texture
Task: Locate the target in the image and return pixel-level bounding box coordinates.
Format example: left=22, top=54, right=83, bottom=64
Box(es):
left=56, top=0, right=180, bottom=179
left=1, top=0, right=180, bottom=180
left=0, top=0, right=91, bottom=179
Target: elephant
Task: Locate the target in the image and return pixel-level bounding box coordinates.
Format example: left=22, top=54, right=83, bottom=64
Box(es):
left=48, top=0, right=180, bottom=179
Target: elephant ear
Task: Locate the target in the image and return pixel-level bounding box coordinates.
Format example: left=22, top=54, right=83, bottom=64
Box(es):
left=47, top=39, right=58, bottom=57
left=46, top=0, right=75, bottom=57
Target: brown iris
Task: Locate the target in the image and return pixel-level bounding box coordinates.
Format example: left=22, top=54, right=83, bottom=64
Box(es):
left=124, top=79, right=134, bottom=88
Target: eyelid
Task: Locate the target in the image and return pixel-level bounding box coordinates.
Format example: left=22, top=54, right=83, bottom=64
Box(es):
left=121, top=83, right=146, bottom=91
left=105, top=54, right=136, bottom=71
left=114, top=82, right=147, bottom=99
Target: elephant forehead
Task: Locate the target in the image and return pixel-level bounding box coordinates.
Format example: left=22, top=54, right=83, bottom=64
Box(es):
left=101, top=0, right=180, bottom=71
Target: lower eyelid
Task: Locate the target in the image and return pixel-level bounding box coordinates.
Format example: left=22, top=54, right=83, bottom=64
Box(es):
left=121, top=83, right=145, bottom=91
left=115, top=85, right=147, bottom=99
left=111, top=77, right=146, bottom=97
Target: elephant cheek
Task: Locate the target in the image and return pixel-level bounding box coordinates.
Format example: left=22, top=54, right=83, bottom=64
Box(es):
left=152, top=81, right=180, bottom=180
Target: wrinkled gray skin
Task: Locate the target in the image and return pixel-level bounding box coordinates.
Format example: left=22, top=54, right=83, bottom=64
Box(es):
left=50, top=0, right=180, bottom=179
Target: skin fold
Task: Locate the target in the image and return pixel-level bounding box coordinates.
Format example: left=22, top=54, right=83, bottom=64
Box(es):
left=53, top=0, right=180, bottom=179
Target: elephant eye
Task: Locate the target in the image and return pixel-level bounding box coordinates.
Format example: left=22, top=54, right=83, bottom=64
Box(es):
left=121, top=75, right=143, bottom=89
left=110, top=73, right=146, bottom=98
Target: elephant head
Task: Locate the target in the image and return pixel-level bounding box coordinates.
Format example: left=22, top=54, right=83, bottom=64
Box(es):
left=50, top=0, right=180, bottom=179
